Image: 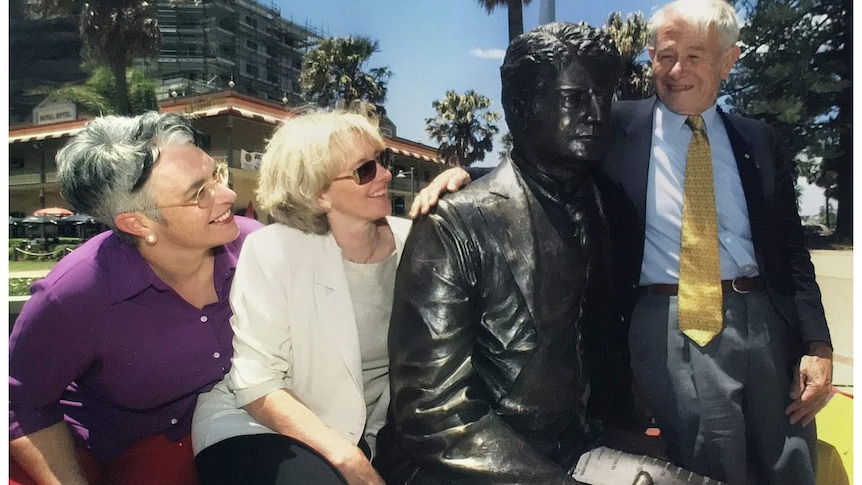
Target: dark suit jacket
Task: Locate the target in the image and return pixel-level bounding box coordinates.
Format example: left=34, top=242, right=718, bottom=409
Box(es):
left=375, top=158, right=626, bottom=484
left=595, top=97, right=831, bottom=367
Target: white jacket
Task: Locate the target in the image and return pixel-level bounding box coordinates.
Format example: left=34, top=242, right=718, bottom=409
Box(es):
left=192, top=216, right=411, bottom=455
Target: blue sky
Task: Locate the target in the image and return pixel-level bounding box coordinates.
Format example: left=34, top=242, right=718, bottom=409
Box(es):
left=274, top=0, right=830, bottom=215
left=274, top=0, right=657, bottom=155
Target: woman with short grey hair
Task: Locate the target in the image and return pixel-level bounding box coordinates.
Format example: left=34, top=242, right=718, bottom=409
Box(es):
left=9, top=111, right=263, bottom=485
left=192, top=108, right=410, bottom=485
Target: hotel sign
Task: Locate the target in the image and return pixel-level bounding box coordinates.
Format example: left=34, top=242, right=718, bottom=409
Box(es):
left=33, top=100, right=77, bottom=125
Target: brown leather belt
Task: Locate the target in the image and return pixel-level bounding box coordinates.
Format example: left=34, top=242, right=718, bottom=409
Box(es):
left=638, top=276, right=765, bottom=296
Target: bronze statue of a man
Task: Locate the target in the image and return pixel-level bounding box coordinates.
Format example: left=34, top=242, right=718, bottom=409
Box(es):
left=375, top=22, right=629, bottom=484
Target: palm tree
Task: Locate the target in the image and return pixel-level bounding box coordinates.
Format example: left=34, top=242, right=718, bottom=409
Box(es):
left=476, top=0, right=534, bottom=41
left=79, top=0, right=162, bottom=115
left=604, top=12, right=654, bottom=100
left=29, top=66, right=159, bottom=116
left=300, top=36, right=393, bottom=114
left=425, top=90, right=501, bottom=167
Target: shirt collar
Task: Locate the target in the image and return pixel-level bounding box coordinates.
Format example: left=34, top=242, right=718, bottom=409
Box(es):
left=105, top=233, right=239, bottom=305
left=655, top=100, right=719, bottom=136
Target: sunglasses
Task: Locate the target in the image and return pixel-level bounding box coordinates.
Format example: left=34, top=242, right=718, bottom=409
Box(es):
left=333, top=150, right=391, bottom=186
left=131, top=128, right=208, bottom=193
left=156, top=163, right=230, bottom=210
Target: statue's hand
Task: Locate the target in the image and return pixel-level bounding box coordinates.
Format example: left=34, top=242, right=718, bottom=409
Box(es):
left=409, top=167, right=471, bottom=218
left=632, top=471, right=654, bottom=485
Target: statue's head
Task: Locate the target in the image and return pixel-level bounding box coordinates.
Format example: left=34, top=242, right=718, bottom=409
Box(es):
left=501, top=22, right=622, bottom=175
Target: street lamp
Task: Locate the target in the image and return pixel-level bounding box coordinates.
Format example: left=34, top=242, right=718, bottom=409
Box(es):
left=395, top=168, right=414, bottom=197
left=395, top=167, right=415, bottom=216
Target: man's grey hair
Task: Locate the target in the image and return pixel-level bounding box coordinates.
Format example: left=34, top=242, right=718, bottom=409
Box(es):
left=648, top=0, right=740, bottom=52
left=56, top=111, right=196, bottom=244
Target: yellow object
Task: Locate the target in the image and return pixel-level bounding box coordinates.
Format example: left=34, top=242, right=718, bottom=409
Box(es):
left=816, top=389, right=853, bottom=485
left=678, top=115, right=723, bottom=347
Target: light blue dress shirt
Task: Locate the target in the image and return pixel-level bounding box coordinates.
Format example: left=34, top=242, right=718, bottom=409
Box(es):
left=639, top=101, right=759, bottom=285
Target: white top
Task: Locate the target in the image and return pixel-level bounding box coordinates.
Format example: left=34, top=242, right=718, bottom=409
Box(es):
left=343, top=252, right=397, bottom=452
left=191, top=216, right=411, bottom=457
left=640, top=101, right=759, bottom=285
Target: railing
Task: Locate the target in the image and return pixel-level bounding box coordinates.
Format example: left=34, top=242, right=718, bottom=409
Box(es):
left=9, top=172, right=58, bottom=186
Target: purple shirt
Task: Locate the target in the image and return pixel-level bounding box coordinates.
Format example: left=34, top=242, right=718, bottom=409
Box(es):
left=9, top=216, right=263, bottom=462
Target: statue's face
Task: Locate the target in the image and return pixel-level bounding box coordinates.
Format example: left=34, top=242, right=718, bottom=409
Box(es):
left=518, top=58, right=614, bottom=175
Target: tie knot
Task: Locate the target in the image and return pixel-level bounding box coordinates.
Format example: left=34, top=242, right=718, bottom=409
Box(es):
left=686, top=115, right=705, bottom=133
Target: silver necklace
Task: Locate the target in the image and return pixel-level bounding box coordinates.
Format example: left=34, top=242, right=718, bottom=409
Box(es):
left=357, top=227, right=380, bottom=264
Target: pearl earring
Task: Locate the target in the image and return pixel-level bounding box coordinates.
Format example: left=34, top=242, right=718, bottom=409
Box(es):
left=145, top=234, right=157, bottom=245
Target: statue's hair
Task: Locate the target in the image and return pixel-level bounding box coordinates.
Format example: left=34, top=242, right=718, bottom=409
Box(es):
left=256, top=106, right=386, bottom=234
left=648, top=0, right=740, bottom=51
left=56, top=111, right=195, bottom=244
left=500, top=22, right=622, bottom=123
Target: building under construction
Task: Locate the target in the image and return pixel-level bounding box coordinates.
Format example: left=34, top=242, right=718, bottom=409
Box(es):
left=137, top=0, right=326, bottom=105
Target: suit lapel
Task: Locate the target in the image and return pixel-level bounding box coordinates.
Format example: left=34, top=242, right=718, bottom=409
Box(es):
left=611, top=98, right=656, bottom=226
left=476, top=159, right=537, bottom=322
left=312, top=234, right=364, bottom=394
left=719, top=109, right=766, bottom=229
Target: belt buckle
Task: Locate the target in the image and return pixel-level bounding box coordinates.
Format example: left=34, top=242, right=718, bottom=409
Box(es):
left=731, top=277, right=750, bottom=294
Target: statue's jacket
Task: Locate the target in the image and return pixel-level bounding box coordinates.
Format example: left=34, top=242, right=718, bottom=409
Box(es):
left=375, top=158, right=630, bottom=484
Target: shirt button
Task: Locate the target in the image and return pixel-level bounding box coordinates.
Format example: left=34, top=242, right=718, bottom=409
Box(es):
left=200, top=315, right=208, bottom=323
left=213, top=352, right=221, bottom=359
left=170, top=418, right=178, bottom=425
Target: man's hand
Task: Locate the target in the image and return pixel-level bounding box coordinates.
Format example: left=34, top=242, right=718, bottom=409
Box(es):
left=408, top=167, right=471, bottom=218
left=785, top=341, right=833, bottom=426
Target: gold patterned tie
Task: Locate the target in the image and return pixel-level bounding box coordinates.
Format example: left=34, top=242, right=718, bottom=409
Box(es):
left=677, top=115, right=723, bottom=347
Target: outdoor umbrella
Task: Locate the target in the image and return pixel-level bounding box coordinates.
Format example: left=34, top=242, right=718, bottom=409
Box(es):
left=20, top=215, right=60, bottom=240
left=34, top=207, right=73, bottom=217
left=9, top=217, right=23, bottom=238
left=58, top=213, right=102, bottom=239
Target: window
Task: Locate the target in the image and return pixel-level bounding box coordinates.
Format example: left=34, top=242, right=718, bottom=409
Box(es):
left=245, top=63, right=258, bottom=77
left=246, top=40, right=258, bottom=51
left=392, top=196, right=406, bottom=216
left=10, top=156, right=24, bottom=170
left=267, top=74, right=279, bottom=84
left=245, top=16, right=257, bottom=28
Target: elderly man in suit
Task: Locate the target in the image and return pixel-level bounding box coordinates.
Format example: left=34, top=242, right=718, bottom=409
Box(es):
left=594, top=0, right=833, bottom=483
left=374, top=22, right=629, bottom=484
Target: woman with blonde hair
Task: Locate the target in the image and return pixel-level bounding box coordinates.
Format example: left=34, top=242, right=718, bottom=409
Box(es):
left=192, top=108, right=410, bottom=485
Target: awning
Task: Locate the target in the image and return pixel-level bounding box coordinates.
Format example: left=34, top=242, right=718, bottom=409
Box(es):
left=9, top=126, right=84, bottom=144
left=388, top=146, right=440, bottom=163
left=189, top=106, right=287, bottom=126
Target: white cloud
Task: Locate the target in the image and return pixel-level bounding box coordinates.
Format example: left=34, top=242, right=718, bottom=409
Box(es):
left=470, top=48, right=506, bottom=60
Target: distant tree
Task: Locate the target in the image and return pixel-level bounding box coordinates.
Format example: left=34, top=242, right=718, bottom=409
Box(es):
left=29, top=66, right=158, bottom=116
left=78, top=1, right=163, bottom=115
left=726, top=0, right=851, bottom=240
left=475, top=0, right=534, bottom=41
left=425, top=90, right=501, bottom=167
left=300, top=36, right=393, bottom=114
left=498, top=132, right=514, bottom=162
left=17, top=0, right=191, bottom=115
left=19, top=0, right=80, bottom=19
left=604, top=11, right=654, bottom=100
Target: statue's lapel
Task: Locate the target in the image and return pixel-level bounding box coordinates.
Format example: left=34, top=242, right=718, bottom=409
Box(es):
left=476, top=159, right=537, bottom=322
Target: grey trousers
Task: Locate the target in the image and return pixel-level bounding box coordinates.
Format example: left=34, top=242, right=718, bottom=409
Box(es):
left=629, top=290, right=816, bottom=485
